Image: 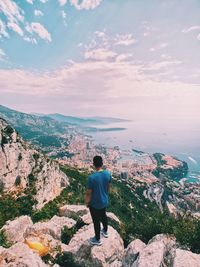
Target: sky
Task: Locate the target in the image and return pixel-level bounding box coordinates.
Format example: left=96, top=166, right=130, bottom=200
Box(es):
left=0, top=0, right=200, bottom=120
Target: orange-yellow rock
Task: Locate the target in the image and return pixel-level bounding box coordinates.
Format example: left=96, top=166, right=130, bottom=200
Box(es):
left=25, top=239, right=49, bottom=256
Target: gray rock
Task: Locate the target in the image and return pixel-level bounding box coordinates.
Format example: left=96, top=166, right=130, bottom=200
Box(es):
left=65, top=224, right=124, bottom=267
left=132, top=234, right=176, bottom=267
left=1, top=216, right=33, bottom=244
left=0, top=242, right=48, bottom=267
left=173, top=249, right=200, bottom=267
left=59, top=204, right=89, bottom=217
left=122, top=239, right=146, bottom=267
left=25, top=215, right=76, bottom=240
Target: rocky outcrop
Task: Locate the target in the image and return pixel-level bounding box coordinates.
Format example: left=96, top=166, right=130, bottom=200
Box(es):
left=0, top=118, right=69, bottom=208
left=59, top=204, right=88, bottom=217
left=65, top=224, right=124, bottom=267
left=132, top=234, right=176, bottom=267
left=24, top=215, right=76, bottom=240
left=122, top=239, right=146, bottom=267
left=1, top=215, right=33, bottom=244
left=0, top=242, right=48, bottom=267
left=0, top=211, right=200, bottom=267
left=173, top=249, right=200, bottom=267
left=59, top=204, right=121, bottom=225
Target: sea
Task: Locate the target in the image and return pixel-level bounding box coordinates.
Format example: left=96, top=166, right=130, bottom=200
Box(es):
left=89, top=119, right=200, bottom=183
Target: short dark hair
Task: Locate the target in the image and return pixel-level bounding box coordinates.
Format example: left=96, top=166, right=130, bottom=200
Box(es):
left=93, top=156, right=103, bottom=168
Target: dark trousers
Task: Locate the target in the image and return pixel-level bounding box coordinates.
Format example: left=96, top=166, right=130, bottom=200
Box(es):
left=89, top=206, right=108, bottom=240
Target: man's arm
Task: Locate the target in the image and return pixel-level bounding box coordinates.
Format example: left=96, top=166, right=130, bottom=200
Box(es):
left=85, top=189, right=92, bottom=207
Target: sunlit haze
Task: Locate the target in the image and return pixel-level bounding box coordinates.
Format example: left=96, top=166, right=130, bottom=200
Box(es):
left=0, top=0, right=200, bottom=121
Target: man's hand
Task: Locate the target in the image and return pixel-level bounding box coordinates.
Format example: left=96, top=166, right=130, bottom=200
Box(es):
left=85, top=189, right=92, bottom=208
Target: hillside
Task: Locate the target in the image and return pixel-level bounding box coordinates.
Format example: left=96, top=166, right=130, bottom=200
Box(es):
left=0, top=117, right=69, bottom=210
left=0, top=105, right=127, bottom=153
left=0, top=105, right=73, bottom=151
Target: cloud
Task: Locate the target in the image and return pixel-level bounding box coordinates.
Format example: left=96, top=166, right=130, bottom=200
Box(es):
left=26, top=22, right=52, bottom=42
left=40, top=0, right=49, bottom=2
left=23, top=36, right=37, bottom=44
left=0, top=0, right=24, bottom=24
left=7, top=22, right=24, bottom=36
left=85, top=48, right=117, bottom=61
left=161, top=54, right=172, bottom=60
left=95, top=31, right=106, bottom=38
left=182, top=25, right=200, bottom=41
left=0, top=19, right=9, bottom=38
left=84, top=31, right=136, bottom=61
left=114, top=34, right=136, bottom=46
left=0, top=60, right=199, bottom=118
left=142, top=21, right=159, bottom=38
left=26, top=0, right=33, bottom=4
left=58, top=0, right=67, bottom=6
left=150, top=42, right=169, bottom=52
left=61, top=10, right=67, bottom=26
left=0, top=0, right=52, bottom=43
left=34, top=10, right=44, bottom=16
left=61, top=11, right=67, bottom=18
left=70, top=0, right=102, bottom=10
left=115, top=54, right=133, bottom=62
left=0, top=48, right=6, bottom=60
left=182, top=25, right=200, bottom=33
left=146, top=60, right=182, bottom=71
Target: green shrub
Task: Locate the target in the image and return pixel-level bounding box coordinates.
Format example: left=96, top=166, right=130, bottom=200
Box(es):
left=27, top=173, right=36, bottom=187
left=0, top=230, right=11, bottom=248
left=4, top=125, right=14, bottom=135
left=15, top=176, right=21, bottom=186
left=0, top=193, right=36, bottom=228
left=55, top=252, right=82, bottom=267
left=33, top=153, right=40, bottom=161
left=61, top=218, right=86, bottom=245
left=1, top=135, right=8, bottom=145
left=18, top=153, right=22, bottom=161
left=0, top=180, right=4, bottom=193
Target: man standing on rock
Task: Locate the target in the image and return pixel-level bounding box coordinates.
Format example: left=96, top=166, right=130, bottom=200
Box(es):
left=85, top=155, right=112, bottom=246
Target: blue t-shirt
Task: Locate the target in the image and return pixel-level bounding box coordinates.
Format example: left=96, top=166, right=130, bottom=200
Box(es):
left=87, top=170, right=112, bottom=209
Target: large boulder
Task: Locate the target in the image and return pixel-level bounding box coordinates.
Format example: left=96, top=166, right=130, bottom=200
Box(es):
left=65, top=224, right=124, bottom=267
left=24, top=233, right=68, bottom=258
left=173, top=249, right=200, bottom=267
left=59, top=204, right=89, bottom=218
left=1, top=216, right=33, bottom=244
left=122, top=239, right=146, bottom=267
left=25, top=215, right=76, bottom=240
left=132, top=234, right=176, bottom=267
left=59, top=205, right=121, bottom=226
left=0, top=242, right=48, bottom=267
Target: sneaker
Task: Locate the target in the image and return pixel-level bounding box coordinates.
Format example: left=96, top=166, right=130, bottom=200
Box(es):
left=101, top=229, right=108, bottom=238
left=89, top=237, right=102, bottom=246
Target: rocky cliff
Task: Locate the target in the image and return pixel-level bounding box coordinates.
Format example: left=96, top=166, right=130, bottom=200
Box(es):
left=0, top=118, right=69, bottom=209
left=0, top=205, right=200, bottom=267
